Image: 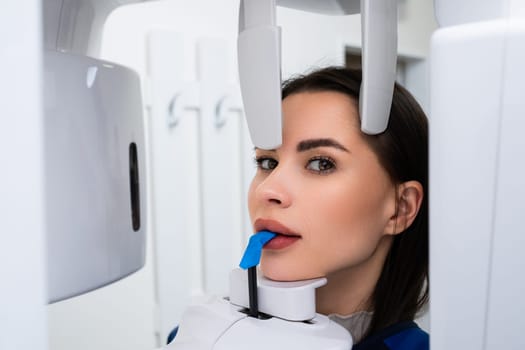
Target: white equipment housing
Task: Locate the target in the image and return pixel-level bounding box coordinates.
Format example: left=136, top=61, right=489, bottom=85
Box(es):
left=41, top=0, right=397, bottom=305
left=43, top=0, right=147, bottom=302
left=238, top=0, right=398, bottom=149
left=164, top=269, right=352, bottom=349
left=430, top=0, right=525, bottom=348
left=29, top=0, right=525, bottom=348
left=164, top=297, right=351, bottom=350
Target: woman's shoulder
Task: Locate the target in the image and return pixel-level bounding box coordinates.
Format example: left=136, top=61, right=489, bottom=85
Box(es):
left=352, top=321, right=428, bottom=350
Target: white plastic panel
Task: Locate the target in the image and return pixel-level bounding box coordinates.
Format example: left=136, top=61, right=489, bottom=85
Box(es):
left=44, top=51, right=146, bottom=303
left=430, top=20, right=506, bottom=349
left=0, top=2, right=48, bottom=350
left=485, top=20, right=525, bottom=349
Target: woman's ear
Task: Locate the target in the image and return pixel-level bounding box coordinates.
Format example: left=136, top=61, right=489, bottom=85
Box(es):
left=385, top=180, right=424, bottom=235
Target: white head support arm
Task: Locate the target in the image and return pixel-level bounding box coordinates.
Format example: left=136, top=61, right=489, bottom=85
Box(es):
left=238, top=0, right=398, bottom=149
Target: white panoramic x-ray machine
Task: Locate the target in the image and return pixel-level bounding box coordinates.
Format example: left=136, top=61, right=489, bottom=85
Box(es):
left=42, top=0, right=395, bottom=348
left=34, top=0, right=525, bottom=349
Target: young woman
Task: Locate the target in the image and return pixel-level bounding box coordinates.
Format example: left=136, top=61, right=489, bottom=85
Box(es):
left=248, top=67, right=428, bottom=349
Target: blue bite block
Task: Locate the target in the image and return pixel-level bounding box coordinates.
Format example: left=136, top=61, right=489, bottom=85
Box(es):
left=239, top=230, right=277, bottom=269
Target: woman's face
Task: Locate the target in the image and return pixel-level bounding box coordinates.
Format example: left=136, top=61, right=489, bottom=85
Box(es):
left=248, top=91, right=397, bottom=281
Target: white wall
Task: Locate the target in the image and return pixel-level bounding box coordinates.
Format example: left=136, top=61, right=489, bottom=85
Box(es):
left=46, top=1, right=437, bottom=349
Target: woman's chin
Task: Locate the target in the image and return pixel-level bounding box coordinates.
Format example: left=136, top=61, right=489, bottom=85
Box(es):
left=260, top=264, right=321, bottom=282
left=261, top=271, right=296, bottom=282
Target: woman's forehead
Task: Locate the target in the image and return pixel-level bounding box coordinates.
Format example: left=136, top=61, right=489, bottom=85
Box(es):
left=281, top=91, right=361, bottom=141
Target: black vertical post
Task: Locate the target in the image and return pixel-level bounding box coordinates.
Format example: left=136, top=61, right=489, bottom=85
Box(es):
left=248, top=266, right=258, bottom=318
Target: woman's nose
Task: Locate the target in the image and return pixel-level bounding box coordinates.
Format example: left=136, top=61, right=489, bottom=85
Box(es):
left=255, top=169, right=292, bottom=208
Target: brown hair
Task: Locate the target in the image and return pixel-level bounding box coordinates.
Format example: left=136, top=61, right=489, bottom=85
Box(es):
left=282, top=67, right=428, bottom=336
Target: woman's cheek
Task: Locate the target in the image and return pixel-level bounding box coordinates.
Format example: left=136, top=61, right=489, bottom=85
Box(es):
left=247, top=179, right=260, bottom=221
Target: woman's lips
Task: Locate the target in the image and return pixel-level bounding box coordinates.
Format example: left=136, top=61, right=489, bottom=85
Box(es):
left=254, top=218, right=301, bottom=250
left=263, top=234, right=300, bottom=250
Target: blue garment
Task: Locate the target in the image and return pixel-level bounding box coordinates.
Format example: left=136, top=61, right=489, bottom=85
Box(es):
left=352, top=321, right=428, bottom=350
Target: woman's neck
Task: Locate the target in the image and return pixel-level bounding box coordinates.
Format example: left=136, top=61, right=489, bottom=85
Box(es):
left=315, top=235, right=393, bottom=316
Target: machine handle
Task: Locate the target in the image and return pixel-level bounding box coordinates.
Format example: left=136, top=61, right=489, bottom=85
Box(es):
left=359, top=0, right=398, bottom=134
left=238, top=0, right=282, bottom=150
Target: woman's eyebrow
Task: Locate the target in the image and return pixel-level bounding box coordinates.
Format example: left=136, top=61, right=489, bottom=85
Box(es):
left=297, top=138, right=349, bottom=153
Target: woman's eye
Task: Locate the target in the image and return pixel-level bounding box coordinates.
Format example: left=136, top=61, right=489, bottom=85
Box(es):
left=307, top=157, right=335, bottom=173
left=255, top=157, right=278, bottom=171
